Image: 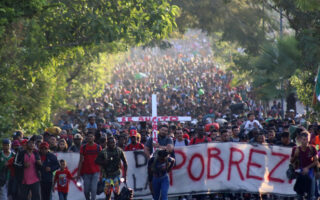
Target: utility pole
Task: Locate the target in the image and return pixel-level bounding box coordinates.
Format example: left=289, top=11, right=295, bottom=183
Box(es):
left=280, top=8, right=283, bottom=38
left=280, top=8, right=284, bottom=119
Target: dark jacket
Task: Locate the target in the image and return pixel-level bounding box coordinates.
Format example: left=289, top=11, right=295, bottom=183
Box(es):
left=40, top=152, right=60, bottom=182
left=14, top=150, right=41, bottom=184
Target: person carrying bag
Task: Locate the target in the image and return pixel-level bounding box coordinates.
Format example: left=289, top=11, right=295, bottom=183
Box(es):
left=290, top=132, right=318, bottom=200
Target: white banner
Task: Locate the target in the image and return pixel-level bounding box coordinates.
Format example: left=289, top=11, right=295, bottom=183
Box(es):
left=116, top=116, right=191, bottom=122
left=53, top=143, right=295, bottom=200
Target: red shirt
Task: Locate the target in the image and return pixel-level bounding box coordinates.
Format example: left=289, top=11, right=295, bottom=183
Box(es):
left=40, top=155, right=46, bottom=162
left=291, top=145, right=317, bottom=169
left=125, top=143, right=144, bottom=151
left=54, top=168, right=73, bottom=193
left=7, top=157, right=15, bottom=177
left=190, top=137, right=212, bottom=145
left=80, top=143, right=101, bottom=174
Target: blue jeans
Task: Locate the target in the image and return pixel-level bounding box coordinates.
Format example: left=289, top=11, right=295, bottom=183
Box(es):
left=58, top=192, right=68, bottom=200
left=82, top=172, right=100, bottom=200
left=152, top=174, right=169, bottom=200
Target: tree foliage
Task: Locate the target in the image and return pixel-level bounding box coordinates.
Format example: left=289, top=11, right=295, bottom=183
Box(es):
left=172, top=0, right=278, bottom=55
left=0, top=0, right=179, bottom=136
left=232, top=36, right=301, bottom=101
left=174, top=0, right=320, bottom=112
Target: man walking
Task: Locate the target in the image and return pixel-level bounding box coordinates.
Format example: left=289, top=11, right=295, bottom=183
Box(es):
left=15, top=139, right=42, bottom=200
left=95, top=136, right=128, bottom=200
left=0, top=139, right=15, bottom=200
left=77, top=132, right=101, bottom=200
left=39, top=141, right=60, bottom=200
left=144, top=124, right=174, bottom=158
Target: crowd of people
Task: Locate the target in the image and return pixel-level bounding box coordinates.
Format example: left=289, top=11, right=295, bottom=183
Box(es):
left=0, top=33, right=319, bottom=200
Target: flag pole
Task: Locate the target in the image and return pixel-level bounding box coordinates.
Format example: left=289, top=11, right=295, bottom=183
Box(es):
left=312, top=66, right=320, bottom=106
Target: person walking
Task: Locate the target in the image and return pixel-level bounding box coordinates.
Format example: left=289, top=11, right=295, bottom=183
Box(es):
left=14, top=139, right=42, bottom=200
left=0, top=139, right=15, bottom=200
left=53, top=159, right=74, bottom=200
left=77, top=132, right=102, bottom=200
left=147, top=150, right=175, bottom=200
left=95, top=136, right=128, bottom=200
left=39, top=141, right=60, bottom=200
left=290, top=132, right=318, bottom=200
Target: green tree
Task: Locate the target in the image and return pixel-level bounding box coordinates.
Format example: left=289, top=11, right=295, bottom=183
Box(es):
left=0, top=0, right=179, bottom=137
left=233, top=36, right=301, bottom=101
left=172, top=0, right=278, bottom=55
left=295, top=0, right=320, bottom=11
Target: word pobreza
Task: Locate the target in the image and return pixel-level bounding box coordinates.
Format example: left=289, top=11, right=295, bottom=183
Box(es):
left=127, top=143, right=295, bottom=198
left=117, top=94, right=191, bottom=144
left=53, top=143, right=295, bottom=200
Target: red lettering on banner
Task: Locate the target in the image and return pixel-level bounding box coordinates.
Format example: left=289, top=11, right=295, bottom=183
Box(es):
left=228, top=147, right=245, bottom=181
left=152, top=117, right=157, bottom=122
left=152, top=124, right=157, bottom=130
left=169, top=150, right=187, bottom=186
left=138, top=117, right=144, bottom=121
left=145, top=117, right=151, bottom=121
left=268, top=152, right=289, bottom=183
left=174, top=150, right=187, bottom=170
left=246, top=149, right=267, bottom=181
left=187, top=153, right=205, bottom=181
left=161, top=116, right=168, bottom=121
left=170, top=116, right=178, bottom=121
left=121, top=117, right=126, bottom=122
left=207, top=147, right=224, bottom=179
left=128, top=117, right=132, bottom=122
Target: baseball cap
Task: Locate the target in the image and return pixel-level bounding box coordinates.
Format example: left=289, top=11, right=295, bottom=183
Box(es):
left=2, top=138, right=11, bottom=145
left=40, top=142, right=49, bottom=149
left=130, top=129, right=138, bottom=137
left=21, top=139, right=28, bottom=145
left=74, top=134, right=83, bottom=140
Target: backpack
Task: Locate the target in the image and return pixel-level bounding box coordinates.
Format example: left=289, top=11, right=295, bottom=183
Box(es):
left=101, top=147, right=121, bottom=160
left=82, top=143, right=101, bottom=156
left=101, top=147, right=123, bottom=177
left=151, top=151, right=170, bottom=174
left=174, top=139, right=189, bottom=146
left=118, top=182, right=133, bottom=200
left=293, top=145, right=315, bottom=169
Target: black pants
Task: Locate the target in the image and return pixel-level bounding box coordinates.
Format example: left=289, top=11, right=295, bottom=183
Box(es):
left=41, top=181, right=52, bottom=200
left=20, top=182, right=41, bottom=200
left=8, top=177, right=19, bottom=200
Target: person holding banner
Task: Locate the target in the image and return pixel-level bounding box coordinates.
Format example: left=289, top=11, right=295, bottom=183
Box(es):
left=144, top=124, right=174, bottom=158
left=147, top=149, right=175, bottom=200
left=95, top=136, right=128, bottom=200
left=290, top=132, right=318, bottom=200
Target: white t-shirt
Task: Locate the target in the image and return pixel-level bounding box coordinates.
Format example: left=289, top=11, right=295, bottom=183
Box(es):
left=244, top=120, right=263, bottom=133
left=174, top=140, right=187, bottom=147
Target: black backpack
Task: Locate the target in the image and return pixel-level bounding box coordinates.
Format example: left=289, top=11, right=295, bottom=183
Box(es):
left=118, top=183, right=133, bottom=200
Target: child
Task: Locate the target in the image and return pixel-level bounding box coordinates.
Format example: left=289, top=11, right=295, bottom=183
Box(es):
left=53, top=159, right=74, bottom=200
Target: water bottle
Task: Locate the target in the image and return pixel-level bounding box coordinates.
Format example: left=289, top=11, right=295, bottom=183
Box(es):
left=76, top=178, right=82, bottom=187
